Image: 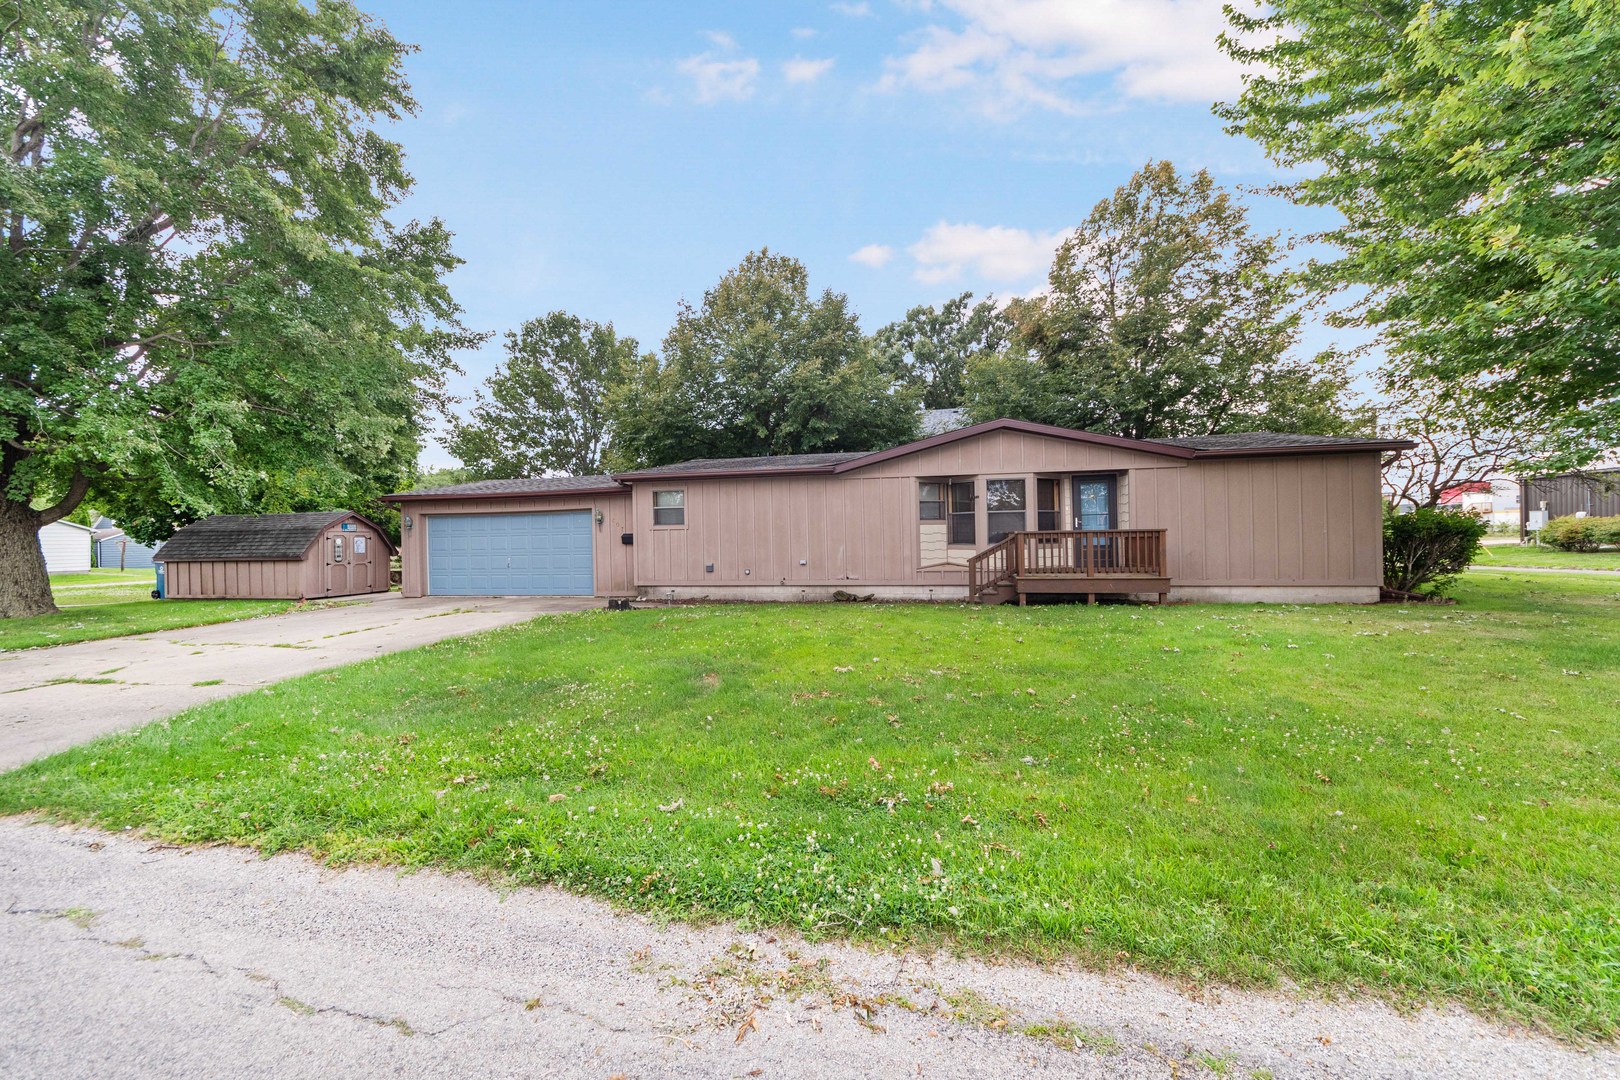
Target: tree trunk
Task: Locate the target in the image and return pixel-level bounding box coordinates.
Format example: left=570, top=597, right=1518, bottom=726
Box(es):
left=0, top=499, right=56, bottom=617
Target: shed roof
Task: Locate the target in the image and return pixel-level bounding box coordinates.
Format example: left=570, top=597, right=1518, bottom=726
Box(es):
left=156, top=512, right=384, bottom=562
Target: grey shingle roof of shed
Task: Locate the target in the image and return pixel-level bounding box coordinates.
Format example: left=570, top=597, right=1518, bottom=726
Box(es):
left=156, top=512, right=351, bottom=562
left=389, top=475, right=622, bottom=499
left=1147, top=432, right=1401, bottom=451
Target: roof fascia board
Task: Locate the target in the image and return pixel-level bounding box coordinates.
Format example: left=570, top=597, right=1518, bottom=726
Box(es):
left=386, top=484, right=628, bottom=502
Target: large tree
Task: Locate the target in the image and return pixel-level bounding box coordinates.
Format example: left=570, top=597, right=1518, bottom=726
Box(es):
left=872, top=292, right=1013, bottom=409
left=1219, top=0, right=1620, bottom=461
left=0, top=0, right=475, bottom=616
left=607, top=250, right=918, bottom=468
left=448, top=312, right=634, bottom=478
left=965, top=161, right=1356, bottom=439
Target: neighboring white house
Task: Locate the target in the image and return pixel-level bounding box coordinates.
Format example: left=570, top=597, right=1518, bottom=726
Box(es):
left=38, top=519, right=94, bottom=573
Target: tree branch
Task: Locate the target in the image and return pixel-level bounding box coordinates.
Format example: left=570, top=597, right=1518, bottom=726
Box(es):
left=35, top=469, right=90, bottom=525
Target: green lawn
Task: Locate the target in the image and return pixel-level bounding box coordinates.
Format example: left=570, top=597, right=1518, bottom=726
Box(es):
left=1473, top=545, right=1620, bottom=571
left=4, top=571, right=1618, bottom=1036
left=49, top=568, right=158, bottom=587
left=1, top=583, right=295, bottom=651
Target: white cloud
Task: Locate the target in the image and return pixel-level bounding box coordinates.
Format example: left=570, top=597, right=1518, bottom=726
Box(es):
left=880, top=0, right=1246, bottom=113
left=907, top=221, right=1067, bottom=283
left=792, top=27, right=819, bottom=40
left=677, top=53, right=761, bottom=103
left=831, top=2, right=874, bottom=16
left=703, top=29, right=739, bottom=50
left=848, top=243, right=896, bottom=268
left=782, top=57, right=836, bottom=84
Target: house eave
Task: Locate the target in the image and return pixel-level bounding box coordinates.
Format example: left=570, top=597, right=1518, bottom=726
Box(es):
left=386, top=484, right=629, bottom=501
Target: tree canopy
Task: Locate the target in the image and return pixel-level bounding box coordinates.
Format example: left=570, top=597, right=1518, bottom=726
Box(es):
left=1219, top=0, right=1619, bottom=461
left=447, top=312, right=634, bottom=478
left=0, top=0, right=475, bottom=615
left=606, top=250, right=918, bottom=469
left=964, top=161, right=1357, bottom=439
left=872, top=292, right=1013, bottom=410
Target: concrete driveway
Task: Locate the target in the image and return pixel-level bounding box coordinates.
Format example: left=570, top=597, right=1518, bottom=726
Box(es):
left=0, top=594, right=595, bottom=771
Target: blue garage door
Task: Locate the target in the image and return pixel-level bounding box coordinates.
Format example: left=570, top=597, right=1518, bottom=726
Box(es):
left=427, top=511, right=594, bottom=596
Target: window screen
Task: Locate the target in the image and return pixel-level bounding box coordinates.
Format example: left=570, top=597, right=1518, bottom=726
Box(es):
left=1037, top=478, right=1060, bottom=531
left=986, top=479, right=1027, bottom=544
left=653, top=489, right=685, bottom=526
left=948, top=481, right=975, bottom=546
left=919, top=482, right=945, bottom=521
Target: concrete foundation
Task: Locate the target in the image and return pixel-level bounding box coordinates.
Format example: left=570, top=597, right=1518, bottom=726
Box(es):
left=634, top=584, right=972, bottom=603
left=1167, top=585, right=1381, bottom=605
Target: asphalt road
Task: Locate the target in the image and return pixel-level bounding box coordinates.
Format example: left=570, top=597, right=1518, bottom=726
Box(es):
left=2, top=819, right=1611, bottom=1080
left=0, top=594, right=596, bottom=771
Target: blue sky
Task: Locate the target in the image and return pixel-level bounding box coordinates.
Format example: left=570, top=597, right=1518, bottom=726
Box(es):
left=372, top=1, right=1369, bottom=466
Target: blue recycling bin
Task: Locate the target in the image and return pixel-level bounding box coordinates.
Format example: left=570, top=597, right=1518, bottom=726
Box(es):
left=152, top=561, right=166, bottom=600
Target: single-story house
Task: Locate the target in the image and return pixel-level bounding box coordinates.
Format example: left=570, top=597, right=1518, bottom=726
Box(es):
left=91, top=517, right=163, bottom=570
left=1521, top=466, right=1620, bottom=536
left=390, top=419, right=1412, bottom=604
left=155, top=511, right=395, bottom=599
left=38, top=520, right=94, bottom=574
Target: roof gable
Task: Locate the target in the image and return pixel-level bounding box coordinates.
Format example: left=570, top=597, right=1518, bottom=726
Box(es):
left=833, top=419, right=1198, bottom=473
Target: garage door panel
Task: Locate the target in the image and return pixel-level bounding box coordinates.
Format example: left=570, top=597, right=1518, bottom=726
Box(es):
left=427, top=511, right=594, bottom=595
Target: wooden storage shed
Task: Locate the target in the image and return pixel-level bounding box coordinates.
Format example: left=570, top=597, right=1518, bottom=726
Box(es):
left=155, top=511, right=395, bottom=600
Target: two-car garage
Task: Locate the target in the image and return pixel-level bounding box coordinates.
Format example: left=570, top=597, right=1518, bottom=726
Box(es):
left=392, top=476, right=635, bottom=600
left=426, top=511, right=594, bottom=596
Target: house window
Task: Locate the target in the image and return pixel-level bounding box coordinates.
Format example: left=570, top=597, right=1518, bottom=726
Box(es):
left=652, top=489, right=685, bottom=526
left=919, top=482, right=945, bottom=521
left=948, top=481, right=975, bottom=546
left=1037, top=478, right=1061, bottom=531
left=986, top=479, right=1027, bottom=544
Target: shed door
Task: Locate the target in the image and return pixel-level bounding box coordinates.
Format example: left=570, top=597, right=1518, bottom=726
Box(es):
left=427, top=511, right=594, bottom=596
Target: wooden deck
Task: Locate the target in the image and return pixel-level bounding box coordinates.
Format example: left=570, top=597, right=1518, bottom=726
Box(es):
left=967, top=529, right=1170, bottom=605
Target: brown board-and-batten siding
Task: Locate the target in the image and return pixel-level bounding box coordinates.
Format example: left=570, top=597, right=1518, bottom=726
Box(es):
left=1129, top=454, right=1383, bottom=593
left=629, top=429, right=1385, bottom=601
left=164, top=558, right=307, bottom=599
left=396, top=493, right=634, bottom=598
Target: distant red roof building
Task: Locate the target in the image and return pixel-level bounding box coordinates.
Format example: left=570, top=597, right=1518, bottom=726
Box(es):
left=1439, top=481, right=1493, bottom=505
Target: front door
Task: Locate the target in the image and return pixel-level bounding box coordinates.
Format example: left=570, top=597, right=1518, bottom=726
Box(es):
left=1071, top=476, right=1118, bottom=569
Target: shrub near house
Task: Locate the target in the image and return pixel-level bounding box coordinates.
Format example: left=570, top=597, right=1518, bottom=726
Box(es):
left=1540, top=514, right=1620, bottom=552
left=1383, top=506, right=1487, bottom=595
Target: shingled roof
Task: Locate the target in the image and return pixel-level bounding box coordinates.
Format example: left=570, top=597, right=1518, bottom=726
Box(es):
left=157, top=512, right=377, bottom=562
left=388, top=475, right=624, bottom=500
left=1146, top=432, right=1407, bottom=453
left=614, top=452, right=870, bottom=480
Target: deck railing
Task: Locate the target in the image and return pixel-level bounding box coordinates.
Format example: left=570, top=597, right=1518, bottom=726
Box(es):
left=967, top=529, right=1168, bottom=598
